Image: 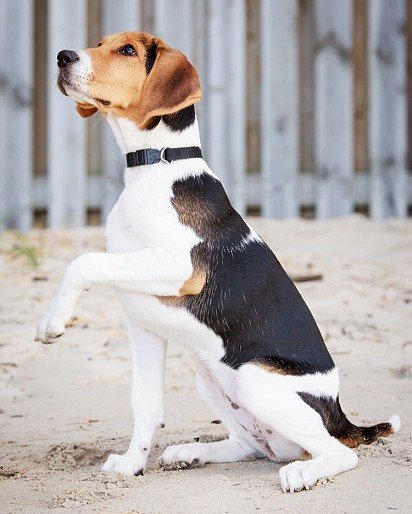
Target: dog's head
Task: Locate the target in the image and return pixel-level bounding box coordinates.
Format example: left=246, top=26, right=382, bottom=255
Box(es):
left=57, top=32, right=201, bottom=129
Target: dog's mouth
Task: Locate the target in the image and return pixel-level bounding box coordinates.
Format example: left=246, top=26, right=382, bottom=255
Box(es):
left=96, top=98, right=111, bottom=106
left=57, top=70, right=69, bottom=96
left=57, top=69, right=84, bottom=98
left=57, top=70, right=110, bottom=107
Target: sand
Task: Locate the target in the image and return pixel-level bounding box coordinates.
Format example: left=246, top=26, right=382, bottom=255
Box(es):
left=0, top=215, right=411, bottom=513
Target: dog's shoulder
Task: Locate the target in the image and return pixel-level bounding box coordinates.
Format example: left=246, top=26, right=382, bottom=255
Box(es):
left=171, top=170, right=250, bottom=244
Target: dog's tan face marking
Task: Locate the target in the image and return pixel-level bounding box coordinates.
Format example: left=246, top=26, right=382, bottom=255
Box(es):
left=62, top=31, right=202, bottom=129
left=84, top=33, right=149, bottom=119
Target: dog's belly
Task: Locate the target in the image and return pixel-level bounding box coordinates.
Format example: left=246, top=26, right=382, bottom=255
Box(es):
left=198, top=364, right=302, bottom=462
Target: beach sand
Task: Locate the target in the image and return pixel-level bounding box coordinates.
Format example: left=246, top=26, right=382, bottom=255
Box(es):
left=0, top=215, right=411, bottom=513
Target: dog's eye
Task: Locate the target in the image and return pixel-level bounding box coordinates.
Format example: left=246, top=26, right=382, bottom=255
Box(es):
left=119, top=45, right=136, bottom=57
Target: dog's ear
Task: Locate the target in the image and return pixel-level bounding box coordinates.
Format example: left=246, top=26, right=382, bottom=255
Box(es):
left=136, top=46, right=201, bottom=129
left=76, top=102, right=98, bottom=118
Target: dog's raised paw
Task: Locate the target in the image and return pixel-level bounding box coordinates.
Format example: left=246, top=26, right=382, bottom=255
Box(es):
left=35, top=323, right=66, bottom=344
left=35, top=309, right=75, bottom=344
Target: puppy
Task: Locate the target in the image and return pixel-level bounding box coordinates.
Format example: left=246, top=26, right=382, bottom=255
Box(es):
left=36, top=32, right=400, bottom=492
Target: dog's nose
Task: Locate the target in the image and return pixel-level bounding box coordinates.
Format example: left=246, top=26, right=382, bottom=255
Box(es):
left=57, top=50, right=79, bottom=69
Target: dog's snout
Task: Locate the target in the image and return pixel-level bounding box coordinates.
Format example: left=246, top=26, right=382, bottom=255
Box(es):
left=57, top=50, right=79, bottom=69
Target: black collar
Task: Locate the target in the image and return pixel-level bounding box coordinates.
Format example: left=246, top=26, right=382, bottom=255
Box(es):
left=126, top=146, right=202, bottom=167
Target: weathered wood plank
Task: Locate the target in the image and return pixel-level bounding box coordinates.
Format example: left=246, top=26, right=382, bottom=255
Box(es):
left=154, top=0, right=193, bottom=58
left=261, top=0, right=299, bottom=218
left=408, top=0, right=412, bottom=172
left=369, top=0, right=408, bottom=218
left=47, top=0, right=87, bottom=227
left=33, top=0, right=48, bottom=178
left=314, top=0, right=353, bottom=218
left=299, top=0, right=315, bottom=174
left=101, top=0, right=141, bottom=220
left=0, top=0, right=33, bottom=230
left=225, top=0, right=246, bottom=213
left=102, top=0, right=141, bottom=36
left=353, top=0, right=369, bottom=173
left=246, top=0, right=261, bottom=174
left=205, top=0, right=246, bottom=214
left=204, top=0, right=227, bottom=184
left=141, top=0, right=155, bottom=32
left=192, top=0, right=208, bottom=143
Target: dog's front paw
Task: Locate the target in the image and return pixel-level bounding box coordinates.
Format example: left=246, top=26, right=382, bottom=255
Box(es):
left=101, top=453, right=145, bottom=477
left=159, top=443, right=203, bottom=471
left=35, top=304, right=73, bottom=344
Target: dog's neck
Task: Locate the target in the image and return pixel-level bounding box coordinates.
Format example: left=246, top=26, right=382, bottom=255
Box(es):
left=106, top=106, right=202, bottom=156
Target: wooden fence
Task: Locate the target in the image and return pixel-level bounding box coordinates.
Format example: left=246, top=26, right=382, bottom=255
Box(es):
left=0, top=0, right=411, bottom=230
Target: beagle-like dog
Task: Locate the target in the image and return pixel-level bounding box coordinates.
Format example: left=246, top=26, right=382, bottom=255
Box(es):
left=36, top=32, right=400, bottom=492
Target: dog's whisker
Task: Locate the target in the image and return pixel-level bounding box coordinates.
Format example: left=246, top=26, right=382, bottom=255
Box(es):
left=88, top=112, right=104, bottom=132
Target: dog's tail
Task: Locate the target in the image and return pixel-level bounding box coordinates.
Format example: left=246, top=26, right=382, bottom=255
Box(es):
left=338, top=413, right=401, bottom=448
left=299, top=393, right=401, bottom=448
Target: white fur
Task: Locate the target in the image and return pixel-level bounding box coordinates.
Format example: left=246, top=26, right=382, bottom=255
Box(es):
left=102, top=322, right=166, bottom=475
left=62, top=51, right=95, bottom=105
left=389, top=414, right=401, bottom=433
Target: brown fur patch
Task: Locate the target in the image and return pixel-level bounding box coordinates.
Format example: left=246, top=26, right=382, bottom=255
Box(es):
left=300, top=450, right=312, bottom=461
left=136, top=44, right=201, bottom=128
left=179, top=269, right=207, bottom=296
left=337, top=424, right=394, bottom=448
left=80, top=32, right=201, bottom=127
left=170, top=188, right=214, bottom=240
left=157, top=246, right=207, bottom=307
left=253, top=361, right=290, bottom=375
left=76, top=102, right=98, bottom=118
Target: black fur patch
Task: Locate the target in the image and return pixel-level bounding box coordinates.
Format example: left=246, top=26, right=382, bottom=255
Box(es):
left=163, top=105, right=196, bottom=132
left=298, top=393, right=394, bottom=447
left=298, top=394, right=349, bottom=439
left=171, top=173, right=335, bottom=375
left=143, top=105, right=195, bottom=132
left=145, top=42, right=157, bottom=75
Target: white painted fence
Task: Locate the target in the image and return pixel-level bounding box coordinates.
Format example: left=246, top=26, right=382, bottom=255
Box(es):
left=0, top=0, right=410, bottom=230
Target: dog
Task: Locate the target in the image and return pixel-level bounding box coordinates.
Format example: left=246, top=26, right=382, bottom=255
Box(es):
left=35, top=32, right=400, bottom=492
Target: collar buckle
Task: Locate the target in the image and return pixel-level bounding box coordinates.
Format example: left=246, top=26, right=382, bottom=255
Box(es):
left=160, top=147, right=170, bottom=163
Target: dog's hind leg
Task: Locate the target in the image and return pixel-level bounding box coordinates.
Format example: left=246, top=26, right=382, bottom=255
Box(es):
left=102, top=321, right=166, bottom=476
left=159, top=364, right=255, bottom=469
left=159, top=434, right=253, bottom=469
left=235, top=363, right=359, bottom=493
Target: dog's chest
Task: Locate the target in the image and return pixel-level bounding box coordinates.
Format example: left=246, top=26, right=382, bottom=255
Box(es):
left=106, top=182, right=167, bottom=253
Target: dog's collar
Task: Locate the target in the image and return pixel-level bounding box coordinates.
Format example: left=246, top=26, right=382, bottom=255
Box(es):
left=125, top=146, right=202, bottom=167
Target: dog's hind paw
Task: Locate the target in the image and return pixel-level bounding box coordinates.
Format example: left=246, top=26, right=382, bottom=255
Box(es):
left=158, top=443, right=204, bottom=471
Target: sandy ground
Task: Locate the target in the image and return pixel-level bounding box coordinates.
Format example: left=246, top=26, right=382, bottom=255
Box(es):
left=0, top=215, right=411, bottom=513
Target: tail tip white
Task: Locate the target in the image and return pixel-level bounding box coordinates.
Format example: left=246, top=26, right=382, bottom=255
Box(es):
left=389, top=414, right=401, bottom=433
